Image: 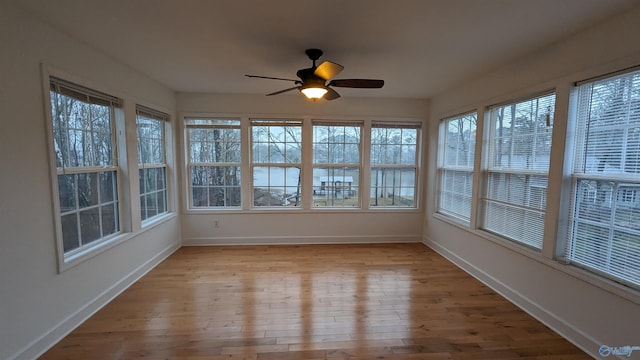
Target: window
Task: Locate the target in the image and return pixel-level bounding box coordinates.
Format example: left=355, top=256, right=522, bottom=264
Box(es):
left=482, top=93, right=555, bottom=249
left=251, top=119, right=302, bottom=207
left=370, top=123, right=420, bottom=208
left=568, top=69, right=640, bottom=288
left=186, top=118, right=241, bottom=208
left=136, top=105, right=169, bottom=221
left=437, top=113, right=477, bottom=221
left=49, top=77, right=122, bottom=255
left=312, top=121, right=362, bottom=207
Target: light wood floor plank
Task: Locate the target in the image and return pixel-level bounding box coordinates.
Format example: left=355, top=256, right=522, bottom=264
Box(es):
left=39, top=244, right=589, bottom=359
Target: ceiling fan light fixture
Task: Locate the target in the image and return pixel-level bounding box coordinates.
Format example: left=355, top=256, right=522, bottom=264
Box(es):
left=300, top=86, right=328, bottom=100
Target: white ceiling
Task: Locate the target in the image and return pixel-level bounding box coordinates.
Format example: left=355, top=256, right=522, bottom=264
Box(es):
left=11, top=0, right=640, bottom=99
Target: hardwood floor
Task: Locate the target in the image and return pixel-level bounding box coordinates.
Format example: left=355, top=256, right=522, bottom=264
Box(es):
left=40, top=244, right=589, bottom=359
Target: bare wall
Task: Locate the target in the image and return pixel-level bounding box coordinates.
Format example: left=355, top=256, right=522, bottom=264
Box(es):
left=0, top=4, right=181, bottom=360
left=177, top=93, right=429, bottom=245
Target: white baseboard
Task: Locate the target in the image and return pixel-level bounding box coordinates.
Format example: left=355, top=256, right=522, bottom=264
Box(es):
left=11, top=241, right=181, bottom=360
left=422, top=236, right=602, bottom=359
left=183, top=234, right=422, bottom=246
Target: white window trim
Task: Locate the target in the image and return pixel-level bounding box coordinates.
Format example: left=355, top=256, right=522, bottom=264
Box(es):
left=136, top=105, right=170, bottom=222
left=42, top=66, right=130, bottom=272
left=479, top=91, right=556, bottom=251
left=181, top=114, right=424, bottom=213
left=370, top=123, right=421, bottom=209
left=250, top=119, right=304, bottom=208
left=184, top=117, right=243, bottom=209
left=436, top=112, right=478, bottom=223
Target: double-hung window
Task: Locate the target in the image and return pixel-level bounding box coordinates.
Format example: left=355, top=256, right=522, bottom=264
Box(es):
left=437, top=113, right=477, bottom=222
left=481, top=93, right=555, bottom=249
left=136, top=105, right=168, bottom=221
left=186, top=118, right=241, bottom=208
left=251, top=119, right=303, bottom=207
left=49, top=77, right=122, bottom=256
left=312, top=121, right=362, bottom=207
left=370, top=123, right=420, bottom=208
left=567, top=69, right=640, bottom=288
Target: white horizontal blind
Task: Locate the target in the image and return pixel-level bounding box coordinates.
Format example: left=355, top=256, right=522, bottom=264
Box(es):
left=437, top=112, right=477, bottom=222
left=481, top=93, right=555, bottom=249
left=568, top=69, right=640, bottom=288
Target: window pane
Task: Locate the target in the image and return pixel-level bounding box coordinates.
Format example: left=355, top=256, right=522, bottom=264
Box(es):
left=50, top=80, right=121, bottom=257
left=187, top=119, right=241, bottom=208
left=80, top=207, right=101, bottom=245
left=486, top=173, right=547, bottom=211
left=100, top=171, right=116, bottom=203
left=483, top=200, right=544, bottom=249
left=136, top=115, right=164, bottom=164
left=253, top=166, right=301, bottom=207
left=312, top=167, right=359, bottom=207
left=569, top=69, right=640, bottom=288
left=77, top=172, right=98, bottom=208
left=145, top=192, right=158, bottom=219
left=488, top=94, right=554, bottom=172
left=50, top=91, right=114, bottom=168
left=58, top=174, right=77, bottom=212
left=101, top=203, right=118, bottom=236
left=370, top=168, right=415, bottom=207
left=437, top=113, right=476, bottom=221
left=190, top=165, right=241, bottom=207
left=481, top=94, right=554, bottom=249
left=438, top=169, right=473, bottom=220
left=313, top=125, right=361, bottom=164
left=61, top=213, right=79, bottom=252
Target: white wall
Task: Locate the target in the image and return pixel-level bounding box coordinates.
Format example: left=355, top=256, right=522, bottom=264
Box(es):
left=177, top=93, right=429, bottom=245
left=424, top=7, right=640, bottom=358
left=0, top=4, right=181, bottom=360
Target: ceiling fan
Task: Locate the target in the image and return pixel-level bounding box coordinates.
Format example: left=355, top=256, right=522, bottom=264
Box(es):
left=245, top=48, right=384, bottom=101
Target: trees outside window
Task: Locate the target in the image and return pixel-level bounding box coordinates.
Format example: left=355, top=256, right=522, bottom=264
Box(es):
left=49, top=78, right=121, bottom=254
left=251, top=120, right=302, bottom=207
left=370, top=124, right=419, bottom=208
left=568, top=69, right=640, bottom=287
left=186, top=118, right=241, bottom=208
left=482, top=93, right=555, bottom=249
left=312, top=122, right=362, bottom=207
left=136, top=105, right=168, bottom=221
left=437, top=113, right=476, bottom=221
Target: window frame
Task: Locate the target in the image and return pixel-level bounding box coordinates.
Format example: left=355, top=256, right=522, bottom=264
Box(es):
left=566, top=68, right=640, bottom=289
left=480, top=92, right=556, bottom=250
left=185, top=117, right=242, bottom=209
left=136, top=105, right=169, bottom=222
left=436, top=112, right=478, bottom=222
left=369, top=122, right=421, bottom=209
left=45, top=74, right=126, bottom=271
left=250, top=119, right=304, bottom=208
left=311, top=120, right=364, bottom=208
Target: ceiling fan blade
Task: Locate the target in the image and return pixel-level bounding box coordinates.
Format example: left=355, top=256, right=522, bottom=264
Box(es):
left=328, top=79, right=384, bottom=88
left=324, top=87, right=341, bottom=100
left=266, top=86, right=300, bottom=96
left=314, top=61, right=344, bottom=80
left=245, top=74, right=299, bottom=83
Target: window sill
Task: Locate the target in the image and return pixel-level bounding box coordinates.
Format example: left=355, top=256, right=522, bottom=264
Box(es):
left=60, top=232, right=134, bottom=273
left=184, top=207, right=422, bottom=215
left=141, top=212, right=177, bottom=231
